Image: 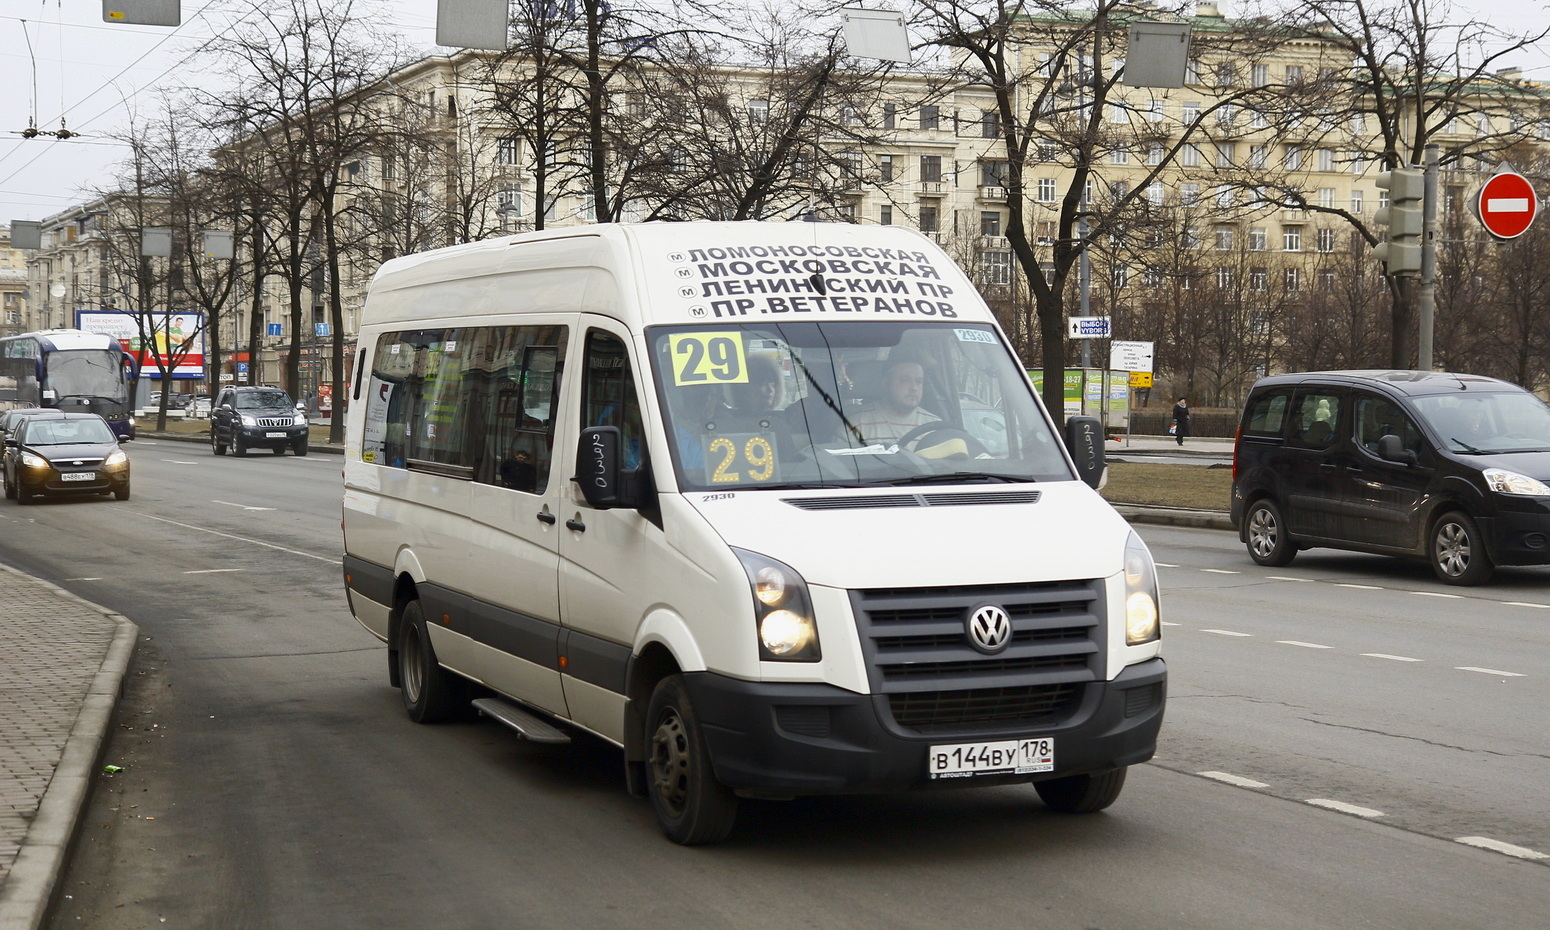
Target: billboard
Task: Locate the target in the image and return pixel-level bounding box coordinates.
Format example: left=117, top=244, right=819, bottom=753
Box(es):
left=77, top=310, right=206, bottom=379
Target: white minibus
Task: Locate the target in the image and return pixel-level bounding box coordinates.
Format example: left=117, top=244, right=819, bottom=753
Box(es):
left=342, top=222, right=1165, bottom=844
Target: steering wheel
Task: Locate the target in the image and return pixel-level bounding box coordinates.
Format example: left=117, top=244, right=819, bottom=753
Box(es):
left=893, top=423, right=989, bottom=458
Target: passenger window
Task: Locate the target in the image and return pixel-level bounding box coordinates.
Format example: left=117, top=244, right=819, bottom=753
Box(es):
left=1354, top=395, right=1424, bottom=459
left=581, top=329, right=645, bottom=470
left=361, top=325, right=568, bottom=493
left=1288, top=391, right=1341, bottom=448
left=1243, top=390, right=1290, bottom=438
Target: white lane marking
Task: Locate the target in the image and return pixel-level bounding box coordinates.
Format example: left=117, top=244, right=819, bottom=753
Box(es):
left=1154, top=562, right=1180, bottom=568
left=1363, top=653, right=1423, bottom=662
left=1277, top=640, right=1332, bottom=649
left=1201, top=629, right=1252, bottom=637
left=1307, top=799, right=1384, bottom=818
left=184, top=568, right=243, bottom=575
left=1456, top=666, right=1525, bottom=678
left=160, top=459, right=200, bottom=465
left=211, top=499, right=277, bottom=512
left=1412, top=591, right=1462, bottom=598
left=1504, top=601, right=1550, bottom=609
left=137, top=513, right=341, bottom=565
left=1201, top=568, right=1240, bottom=574
left=1455, top=836, right=1548, bottom=860
left=64, top=577, right=102, bottom=582
left=1199, top=771, right=1268, bottom=789
left=1266, top=575, right=1311, bottom=582
left=1161, top=621, right=1181, bottom=627
left=1336, top=583, right=1383, bottom=590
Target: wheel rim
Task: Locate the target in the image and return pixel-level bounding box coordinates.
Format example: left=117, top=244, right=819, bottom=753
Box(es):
left=401, top=624, right=424, bottom=703
left=650, top=708, right=691, bottom=817
left=1436, top=522, right=1471, bottom=577
left=1248, top=506, right=1278, bottom=558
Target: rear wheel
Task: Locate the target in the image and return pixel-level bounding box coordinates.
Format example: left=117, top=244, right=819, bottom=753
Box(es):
left=1034, top=767, right=1127, bottom=813
left=1430, top=510, right=1494, bottom=585
left=1244, top=499, right=1296, bottom=566
left=397, top=600, right=465, bottom=723
left=646, top=675, right=738, bottom=845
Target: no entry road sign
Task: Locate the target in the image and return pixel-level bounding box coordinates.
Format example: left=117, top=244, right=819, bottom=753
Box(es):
left=1473, top=171, right=1539, bottom=240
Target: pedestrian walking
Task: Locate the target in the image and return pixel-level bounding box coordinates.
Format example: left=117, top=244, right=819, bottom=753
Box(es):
left=1171, top=396, right=1191, bottom=446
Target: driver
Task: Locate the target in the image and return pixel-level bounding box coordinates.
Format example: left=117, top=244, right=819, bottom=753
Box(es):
left=851, top=358, right=939, bottom=445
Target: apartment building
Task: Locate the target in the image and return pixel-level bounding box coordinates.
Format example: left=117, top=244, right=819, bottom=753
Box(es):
left=0, top=228, right=29, bottom=338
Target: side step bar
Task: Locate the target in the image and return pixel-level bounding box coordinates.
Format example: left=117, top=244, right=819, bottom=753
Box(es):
left=471, top=697, right=571, bottom=744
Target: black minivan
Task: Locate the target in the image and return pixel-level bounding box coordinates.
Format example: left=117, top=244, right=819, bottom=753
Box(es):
left=1231, top=370, right=1550, bottom=585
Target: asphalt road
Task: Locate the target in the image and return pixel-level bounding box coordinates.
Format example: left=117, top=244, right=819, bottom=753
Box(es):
left=0, top=437, right=1543, bottom=929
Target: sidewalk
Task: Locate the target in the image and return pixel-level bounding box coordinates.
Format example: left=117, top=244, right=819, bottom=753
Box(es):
left=0, top=565, right=137, bottom=930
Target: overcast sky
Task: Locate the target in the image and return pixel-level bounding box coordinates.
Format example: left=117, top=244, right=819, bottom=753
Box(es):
left=2, top=0, right=1547, bottom=225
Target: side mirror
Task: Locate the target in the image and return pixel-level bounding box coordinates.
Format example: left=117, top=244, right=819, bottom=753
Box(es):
left=1377, top=434, right=1418, bottom=466
left=1064, top=415, right=1106, bottom=490
left=574, top=425, right=652, bottom=510
left=3, top=437, right=16, bottom=449
left=296, top=402, right=306, bottom=410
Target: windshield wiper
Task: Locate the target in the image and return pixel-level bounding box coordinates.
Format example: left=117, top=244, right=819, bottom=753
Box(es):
left=1448, top=438, right=1488, bottom=454
left=866, top=472, right=1030, bottom=486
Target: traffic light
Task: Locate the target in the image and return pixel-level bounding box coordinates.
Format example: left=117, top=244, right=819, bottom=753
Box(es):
left=1373, top=166, right=1424, bottom=275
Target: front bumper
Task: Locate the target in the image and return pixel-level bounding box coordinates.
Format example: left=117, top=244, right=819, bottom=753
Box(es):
left=1480, top=498, right=1550, bottom=566
left=685, top=658, right=1166, bottom=795
left=237, top=425, right=309, bottom=449
left=22, top=467, right=129, bottom=498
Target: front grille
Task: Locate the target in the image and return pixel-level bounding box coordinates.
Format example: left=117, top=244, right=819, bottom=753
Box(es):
left=54, top=458, right=104, bottom=467
left=256, top=417, right=294, bottom=428
left=852, top=579, right=1104, bottom=734
left=784, top=490, right=1040, bottom=511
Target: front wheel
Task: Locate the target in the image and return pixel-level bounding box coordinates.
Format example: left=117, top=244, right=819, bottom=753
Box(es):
left=292, top=442, right=308, bottom=456
left=232, top=432, right=247, bottom=456
left=1244, top=499, right=1296, bottom=566
left=397, top=600, right=465, bottom=723
left=1431, top=510, right=1494, bottom=586
left=646, top=675, right=738, bottom=845
left=211, top=429, right=227, bottom=456
left=114, top=484, right=130, bottom=501
left=3, top=470, right=13, bottom=500
left=1034, top=767, right=1127, bottom=813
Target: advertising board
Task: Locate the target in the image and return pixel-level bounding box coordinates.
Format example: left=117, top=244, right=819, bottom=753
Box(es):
left=77, top=310, right=206, bottom=379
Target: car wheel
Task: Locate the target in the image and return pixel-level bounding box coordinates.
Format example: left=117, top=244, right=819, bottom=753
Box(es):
left=272, top=446, right=286, bottom=455
left=397, top=600, right=465, bottom=723
left=16, top=484, right=33, bottom=505
left=232, top=432, right=247, bottom=456
left=1431, top=510, right=1494, bottom=586
left=292, top=442, right=308, bottom=457
left=1034, top=767, right=1127, bottom=813
left=1244, top=499, right=1296, bottom=566
left=212, top=429, right=227, bottom=456
left=646, top=674, right=738, bottom=845
left=2, top=470, right=12, bottom=500
left=115, top=484, right=130, bottom=502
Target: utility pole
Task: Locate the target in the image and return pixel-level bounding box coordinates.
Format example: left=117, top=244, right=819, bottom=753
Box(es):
left=1418, top=144, right=1439, bottom=371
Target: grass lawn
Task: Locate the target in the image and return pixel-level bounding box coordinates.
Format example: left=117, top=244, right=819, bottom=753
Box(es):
left=1100, top=461, right=1233, bottom=511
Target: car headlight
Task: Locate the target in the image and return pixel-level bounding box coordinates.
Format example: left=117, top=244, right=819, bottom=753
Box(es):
left=21, top=452, right=48, bottom=469
left=293, top=413, right=307, bottom=426
left=240, top=415, right=257, bottom=427
left=1483, top=468, right=1550, bottom=497
left=734, top=549, right=820, bottom=661
left=104, top=450, right=128, bottom=467
left=1123, top=531, right=1161, bottom=645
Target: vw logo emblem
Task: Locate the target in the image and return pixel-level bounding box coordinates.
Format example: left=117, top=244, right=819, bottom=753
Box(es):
left=966, top=605, right=1012, bottom=654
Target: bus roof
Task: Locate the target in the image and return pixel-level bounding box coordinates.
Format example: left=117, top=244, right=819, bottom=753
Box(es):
left=1, top=329, right=124, bottom=353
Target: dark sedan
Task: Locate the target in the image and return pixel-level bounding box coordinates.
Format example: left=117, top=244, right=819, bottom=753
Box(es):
left=3, top=412, right=131, bottom=503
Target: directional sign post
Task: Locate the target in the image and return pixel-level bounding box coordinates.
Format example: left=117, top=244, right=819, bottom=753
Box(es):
left=1067, top=316, right=1111, bottom=339
left=1473, top=171, right=1538, bottom=240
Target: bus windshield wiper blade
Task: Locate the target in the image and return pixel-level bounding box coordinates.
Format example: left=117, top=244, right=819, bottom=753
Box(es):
left=869, top=472, right=1029, bottom=486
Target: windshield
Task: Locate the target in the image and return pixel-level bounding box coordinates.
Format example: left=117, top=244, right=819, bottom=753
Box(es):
left=236, top=390, right=293, bottom=409
left=649, top=321, right=1071, bottom=491
left=44, top=349, right=128, bottom=403
left=1411, top=390, right=1550, bottom=454
left=25, top=418, right=116, bottom=445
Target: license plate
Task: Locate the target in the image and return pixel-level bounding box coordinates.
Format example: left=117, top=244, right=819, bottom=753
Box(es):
left=928, top=738, right=1054, bottom=779
left=60, top=472, right=95, bottom=482
left=265, top=431, right=286, bottom=438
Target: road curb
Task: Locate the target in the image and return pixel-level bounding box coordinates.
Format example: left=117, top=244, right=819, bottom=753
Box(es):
left=137, top=431, right=345, bottom=455
left=0, top=568, right=138, bottom=930
left=1111, top=504, right=1236, bottom=532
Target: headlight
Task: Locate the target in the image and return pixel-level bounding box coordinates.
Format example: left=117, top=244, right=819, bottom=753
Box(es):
left=734, top=549, right=820, bottom=661
left=127, top=416, right=136, bottom=428
left=104, top=450, right=128, bottom=467
left=21, top=452, right=48, bottom=469
left=1123, top=531, right=1161, bottom=645
left=1483, top=468, right=1550, bottom=497
left=293, top=413, right=307, bottom=426
left=240, top=415, right=257, bottom=427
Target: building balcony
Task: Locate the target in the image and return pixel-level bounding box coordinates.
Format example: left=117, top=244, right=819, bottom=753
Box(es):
left=918, top=181, right=947, bottom=196
left=978, top=185, right=1007, bottom=202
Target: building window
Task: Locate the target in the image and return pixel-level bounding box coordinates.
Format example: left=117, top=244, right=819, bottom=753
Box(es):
left=1216, top=185, right=1234, bottom=208
left=1215, top=225, right=1235, bottom=250
left=1144, top=265, right=1164, bottom=287
left=1315, top=187, right=1334, bottom=208
left=919, top=105, right=939, bottom=130
left=920, top=155, right=942, bottom=183
left=982, top=109, right=1000, bottom=137
left=1249, top=145, right=1267, bottom=170
left=497, top=137, right=521, bottom=166
left=1147, top=99, right=1164, bottom=122
left=1216, top=62, right=1238, bottom=88
left=1350, top=190, right=1364, bottom=213
left=1284, top=267, right=1302, bottom=291
left=919, top=205, right=938, bottom=233
left=1109, top=181, right=1130, bottom=202
left=1286, top=65, right=1303, bottom=84
left=1108, top=102, right=1127, bottom=125
left=747, top=98, right=769, bottom=122
left=1037, top=178, right=1057, bottom=202
left=1216, top=143, right=1234, bottom=167
left=1182, top=101, right=1200, bottom=125
left=1250, top=108, right=1267, bottom=129
left=1183, top=226, right=1200, bottom=249
left=1147, top=143, right=1163, bottom=166
left=1182, top=143, right=1200, bottom=167
left=1283, top=226, right=1302, bottom=251
left=880, top=154, right=895, bottom=182
left=980, top=211, right=1002, bottom=236
left=1249, top=268, right=1267, bottom=291
left=984, top=251, right=1011, bottom=286
left=1111, top=146, right=1129, bottom=165
left=1317, top=228, right=1336, bottom=252
left=1317, top=148, right=1335, bottom=172
left=1217, top=267, right=1234, bottom=289
left=980, top=160, right=1007, bottom=186
left=1319, top=270, right=1336, bottom=291
left=1285, top=146, right=1303, bottom=170
left=1112, top=264, right=1130, bottom=288
left=1147, top=181, right=1165, bottom=205
left=1252, top=63, right=1269, bottom=87
left=883, top=103, right=896, bottom=129
left=1181, top=183, right=1200, bottom=206
left=880, top=204, right=893, bottom=225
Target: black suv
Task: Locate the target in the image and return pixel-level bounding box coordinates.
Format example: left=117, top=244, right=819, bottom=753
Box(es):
left=1231, top=370, right=1550, bottom=585
left=211, top=386, right=309, bottom=456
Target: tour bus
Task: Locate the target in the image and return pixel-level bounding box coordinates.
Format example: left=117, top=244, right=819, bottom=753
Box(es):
left=341, top=222, right=1165, bottom=844
left=0, top=329, right=137, bottom=440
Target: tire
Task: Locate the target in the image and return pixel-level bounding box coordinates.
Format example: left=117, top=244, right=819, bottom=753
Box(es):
left=272, top=446, right=286, bottom=455
left=3, top=470, right=13, bottom=500
left=232, top=432, right=247, bottom=456
left=397, top=600, right=465, bottom=723
left=292, top=442, right=308, bottom=456
left=212, top=428, right=227, bottom=456
left=1034, top=767, right=1127, bottom=813
left=646, top=675, right=738, bottom=845
left=16, top=484, right=33, bottom=505
left=115, top=484, right=130, bottom=501
left=1430, top=510, right=1494, bottom=586
left=1244, top=498, right=1296, bottom=566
